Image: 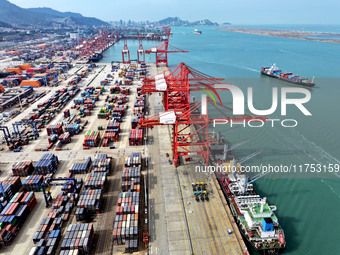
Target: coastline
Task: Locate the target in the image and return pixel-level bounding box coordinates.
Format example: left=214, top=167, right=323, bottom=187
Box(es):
left=219, top=26, right=340, bottom=44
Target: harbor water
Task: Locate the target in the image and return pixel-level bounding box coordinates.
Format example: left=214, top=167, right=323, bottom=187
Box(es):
left=100, top=26, right=340, bottom=255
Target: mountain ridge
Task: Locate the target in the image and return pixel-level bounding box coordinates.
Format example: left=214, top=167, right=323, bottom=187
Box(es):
left=0, top=0, right=107, bottom=27
left=154, top=17, right=220, bottom=26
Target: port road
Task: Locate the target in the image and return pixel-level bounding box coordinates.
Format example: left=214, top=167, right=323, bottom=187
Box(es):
left=146, top=64, right=247, bottom=255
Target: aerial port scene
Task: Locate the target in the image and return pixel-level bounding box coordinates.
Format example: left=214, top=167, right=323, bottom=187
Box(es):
left=0, top=0, right=339, bottom=255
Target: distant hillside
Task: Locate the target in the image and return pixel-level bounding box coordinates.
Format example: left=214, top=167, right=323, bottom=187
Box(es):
left=191, top=19, right=219, bottom=26
left=27, top=7, right=83, bottom=18
left=157, top=17, right=187, bottom=26
left=0, top=0, right=47, bottom=26
left=155, top=17, right=219, bottom=26
left=27, top=7, right=107, bottom=27
left=0, top=0, right=107, bottom=27
left=0, top=20, right=11, bottom=28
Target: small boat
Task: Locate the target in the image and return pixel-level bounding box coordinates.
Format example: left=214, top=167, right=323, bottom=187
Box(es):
left=193, top=29, right=202, bottom=35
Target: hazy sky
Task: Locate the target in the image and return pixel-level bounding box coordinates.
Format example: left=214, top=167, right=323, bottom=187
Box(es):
left=9, top=0, right=340, bottom=24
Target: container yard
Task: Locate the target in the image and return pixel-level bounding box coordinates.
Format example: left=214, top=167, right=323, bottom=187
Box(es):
left=0, top=28, right=250, bottom=255
left=0, top=60, right=151, bottom=255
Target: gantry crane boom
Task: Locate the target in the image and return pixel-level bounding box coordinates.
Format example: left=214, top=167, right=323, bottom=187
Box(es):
left=145, top=28, right=188, bottom=66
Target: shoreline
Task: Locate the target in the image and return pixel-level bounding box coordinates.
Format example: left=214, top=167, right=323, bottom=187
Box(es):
left=219, top=26, right=340, bottom=44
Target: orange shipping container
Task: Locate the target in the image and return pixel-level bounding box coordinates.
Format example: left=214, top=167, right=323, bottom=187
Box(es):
left=5, top=68, right=22, bottom=74
left=20, top=80, right=41, bottom=88
left=6, top=51, right=19, bottom=55
left=18, top=64, right=31, bottom=70
left=0, top=85, right=4, bottom=93
left=34, top=73, right=52, bottom=80
left=33, top=73, right=48, bottom=78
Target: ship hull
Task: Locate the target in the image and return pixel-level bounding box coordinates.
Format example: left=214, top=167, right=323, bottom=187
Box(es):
left=261, top=71, right=315, bottom=87
left=90, top=57, right=102, bottom=62
left=89, top=53, right=103, bottom=62
left=216, top=176, right=285, bottom=255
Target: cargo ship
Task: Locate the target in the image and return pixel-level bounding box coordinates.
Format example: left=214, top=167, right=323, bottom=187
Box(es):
left=216, top=159, right=286, bottom=254
left=193, top=29, right=202, bottom=35
left=89, top=52, right=103, bottom=62
left=261, top=64, right=315, bottom=87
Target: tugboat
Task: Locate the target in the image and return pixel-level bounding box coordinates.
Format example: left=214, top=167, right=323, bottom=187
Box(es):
left=89, top=52, right=103, bottom=62
left=261, top=64, right=315, bottom=87
left=193, top=29, right=202, bottom=35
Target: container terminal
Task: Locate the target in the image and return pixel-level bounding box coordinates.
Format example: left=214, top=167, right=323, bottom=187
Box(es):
left=0, top=27, right=285, bottom=255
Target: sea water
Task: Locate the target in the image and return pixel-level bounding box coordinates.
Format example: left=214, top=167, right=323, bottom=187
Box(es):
left=100, top=25, right=340, bottom=255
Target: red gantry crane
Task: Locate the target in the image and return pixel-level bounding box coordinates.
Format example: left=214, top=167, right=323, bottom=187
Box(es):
left=145, top=28, right=188, bottom=66
left=137, top=32, right=145, bottom=64
left=139, top=63, right=269, bottom=166
left=122, top=37, right=130, bottom=64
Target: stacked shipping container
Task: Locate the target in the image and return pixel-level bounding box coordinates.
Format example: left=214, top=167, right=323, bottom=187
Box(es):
left=34, top=154, right=59, bottom=175
left=83, top=131, right=100, bottom=149
left=128, top=129, right=143, bottom=146
left=22, top=175, right=44, bottom=191
left=32, top=189, right=78, bottom=254
left=121, top=167, right=141, bottom=192
left=113, top=153, right=143, bottom=252
left=69, top=157, right=92, bottom=174
left=59, top=223, right=94, bottom=254
left=59, top=132, right=71, bottom=144
left=46, top=124, right=64, bottom=136
left=113, top=191, right=139, bottom=252
left=0, top=192, right=36, bottom=246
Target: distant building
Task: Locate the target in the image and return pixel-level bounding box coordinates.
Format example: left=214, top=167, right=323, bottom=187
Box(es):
left=2, top=34, right=21, bottom=41
left=70, top=32, right=80, bottom=39
left=0, top=42, right=15, bottom=48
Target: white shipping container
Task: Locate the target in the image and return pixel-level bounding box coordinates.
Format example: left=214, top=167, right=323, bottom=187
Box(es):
left=82, top=230, right=86, bottom=238
left=29, top=247, right=37, bottom=255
